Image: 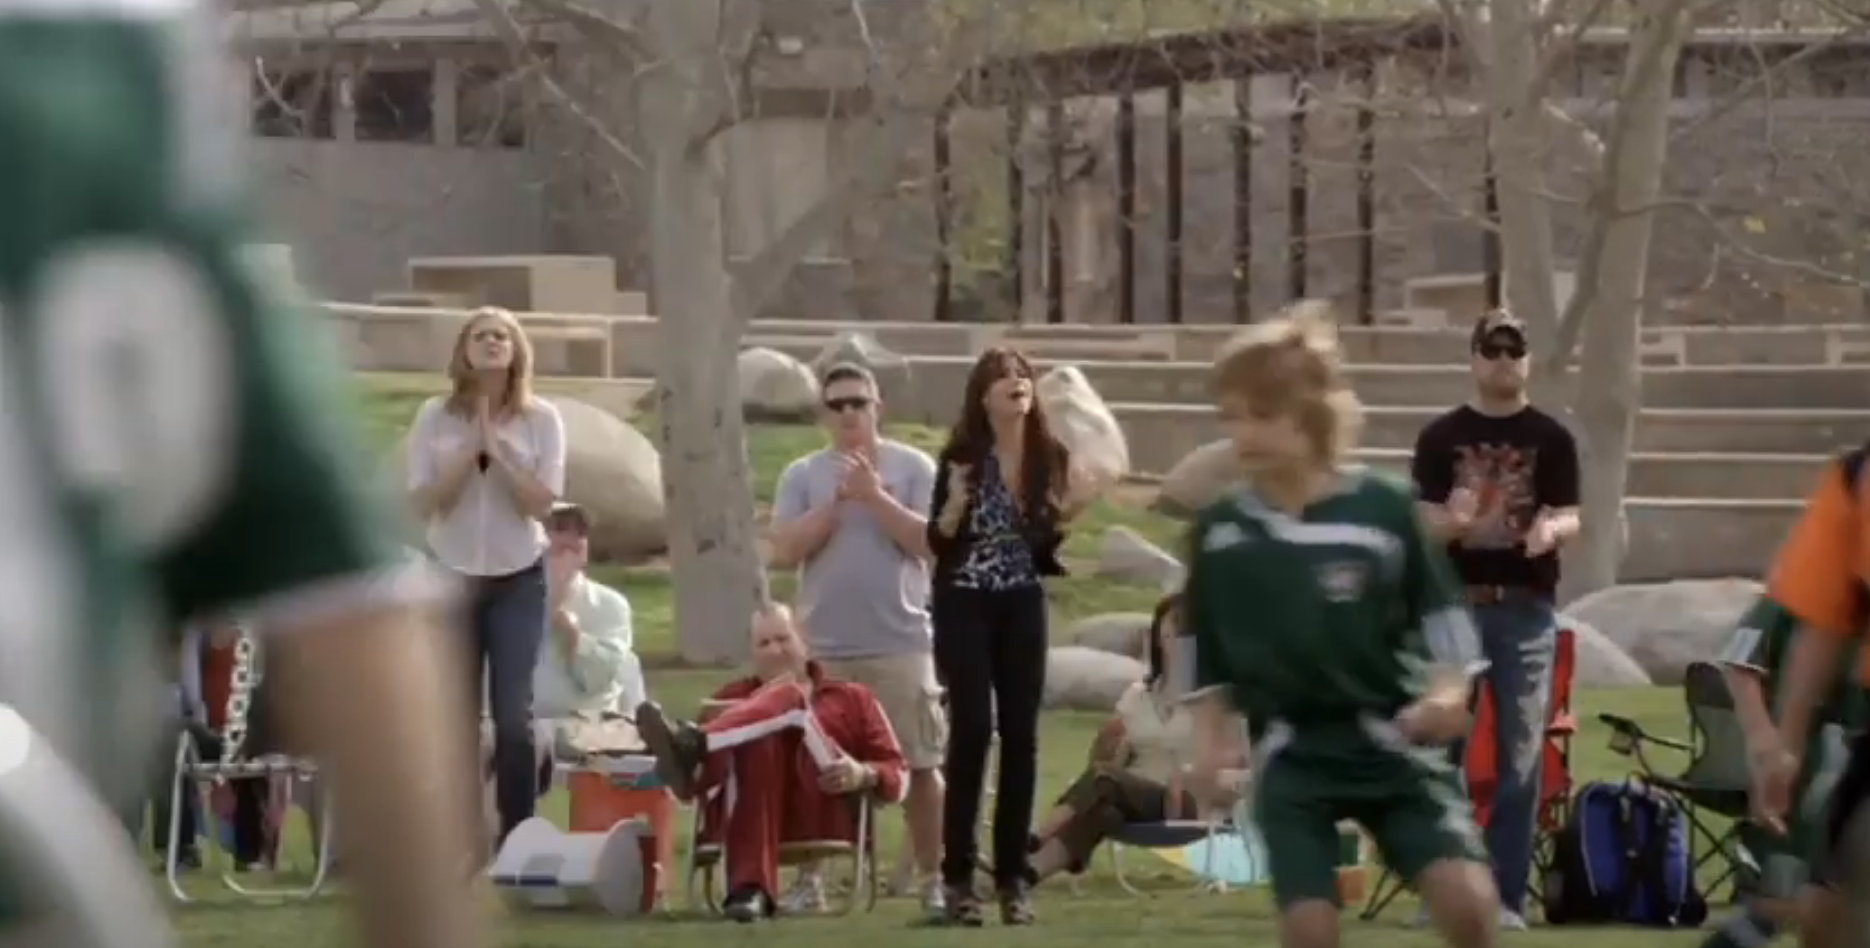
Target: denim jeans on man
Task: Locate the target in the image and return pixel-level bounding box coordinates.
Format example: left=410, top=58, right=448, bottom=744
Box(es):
left=1454, top=598, right=1557, bottom=914
left=467, top=560, right=549, bottom=845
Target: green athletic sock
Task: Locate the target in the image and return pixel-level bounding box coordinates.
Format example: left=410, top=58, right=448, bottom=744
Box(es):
left=1697, top=908, right=1780, bottom=948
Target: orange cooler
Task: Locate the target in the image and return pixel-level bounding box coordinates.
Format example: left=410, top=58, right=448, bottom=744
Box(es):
left=567, top=757, right=677, bottom=897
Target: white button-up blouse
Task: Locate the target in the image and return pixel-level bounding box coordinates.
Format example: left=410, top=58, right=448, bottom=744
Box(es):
left=406, top=395, right=567, bottom=577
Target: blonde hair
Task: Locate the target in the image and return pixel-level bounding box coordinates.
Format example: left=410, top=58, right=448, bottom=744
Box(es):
left=445, top=306, right=534, bottom=417
left=1210, top=299, right=1364, bottom=463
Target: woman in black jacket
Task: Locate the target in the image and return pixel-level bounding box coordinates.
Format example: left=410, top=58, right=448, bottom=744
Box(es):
left=926, top=346, right=1092, bottom=926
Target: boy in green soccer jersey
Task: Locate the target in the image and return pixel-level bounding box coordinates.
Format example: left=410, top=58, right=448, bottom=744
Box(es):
left=1708, top=595, right=1865, bottom=948
left=0, top=3, right=486, bottom=946
left=1176, top=303, right=1499, bottom=948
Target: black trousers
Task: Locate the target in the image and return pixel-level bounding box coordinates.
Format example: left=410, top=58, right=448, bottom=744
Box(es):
left=933, top=583, right=1048, bottom=889
left=1818, top=727, right=1870, bottom=889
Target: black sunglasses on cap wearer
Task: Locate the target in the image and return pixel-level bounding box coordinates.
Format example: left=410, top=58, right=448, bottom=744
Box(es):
left=824, top=396, right=873, bottom=414
left=1474, top=327, right=1528, bottom=361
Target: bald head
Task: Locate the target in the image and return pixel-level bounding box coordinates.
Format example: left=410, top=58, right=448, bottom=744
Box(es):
left=750, top=603, right=807, bottom=681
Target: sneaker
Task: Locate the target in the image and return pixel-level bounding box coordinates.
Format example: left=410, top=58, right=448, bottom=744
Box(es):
left=1497, top=908, right=1530, bottom=931
left=997, top=882, right=1034, bottom=926
left=723, top=885, right=772, bottom=924
left=920, top=879, right=947, bottom=918
left=635, top=702, right=705, bottom=801
left=937, top=884, right=984, bottom=928
left=779, top=872, right=828, bottom=915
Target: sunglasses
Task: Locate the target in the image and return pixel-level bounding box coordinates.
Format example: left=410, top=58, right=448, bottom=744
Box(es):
left=824, top=396, right=873, bottom=414
left=1475, top=341, right=1527, bottom=361
left=471, top=328, right=510, bottom=343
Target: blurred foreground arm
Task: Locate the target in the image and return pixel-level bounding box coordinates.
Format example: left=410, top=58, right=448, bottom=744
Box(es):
left=269, top=602, right=485, bottom=948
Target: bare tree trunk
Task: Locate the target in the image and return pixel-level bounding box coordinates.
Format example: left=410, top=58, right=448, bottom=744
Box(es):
left=639, top=0, right=769, bottom=664
left=1561, top=0, right=1694, bottom=600
left=1483, top=0, right=1566, bottom=401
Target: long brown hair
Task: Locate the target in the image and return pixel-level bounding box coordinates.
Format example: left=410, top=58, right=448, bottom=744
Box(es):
left=445, top=306, right=535, bottom=417
left=939, top=346, right=1070, bottom=518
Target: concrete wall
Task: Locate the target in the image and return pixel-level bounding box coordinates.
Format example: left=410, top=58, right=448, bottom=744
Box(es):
left=255, top=138, right=550, bottom=300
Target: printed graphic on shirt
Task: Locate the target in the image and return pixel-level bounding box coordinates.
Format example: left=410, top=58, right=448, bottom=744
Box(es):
left=1452, top=443, right=1539, bottom=550
left=1316, top=560, right=1369, bottom=603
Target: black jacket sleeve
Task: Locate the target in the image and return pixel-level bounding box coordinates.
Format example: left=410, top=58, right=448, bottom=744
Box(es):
left=926, top=453, right=969, bottom=563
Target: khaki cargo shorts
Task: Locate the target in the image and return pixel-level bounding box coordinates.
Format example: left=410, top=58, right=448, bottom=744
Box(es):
left=819, top=653, right=948, bottom=770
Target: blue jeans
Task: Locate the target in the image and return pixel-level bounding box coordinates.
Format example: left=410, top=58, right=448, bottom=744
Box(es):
left=1457, top=599, right=1557, bottom=914
left=465, top=559, right=549, bottom=845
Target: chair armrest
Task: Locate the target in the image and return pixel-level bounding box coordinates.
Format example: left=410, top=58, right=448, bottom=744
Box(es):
left=1597, top=712, right=1691, bottom=751
left=1110, top=822, right=1216, bottom=848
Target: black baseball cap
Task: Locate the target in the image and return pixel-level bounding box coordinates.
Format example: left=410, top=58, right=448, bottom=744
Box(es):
left=1470, top=309, right=1528, bottom=351
left=547, top=501, right=593, bottom=531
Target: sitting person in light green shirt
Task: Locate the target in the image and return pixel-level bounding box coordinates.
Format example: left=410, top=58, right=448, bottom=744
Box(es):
left=537, top=503, right=645, bottom=718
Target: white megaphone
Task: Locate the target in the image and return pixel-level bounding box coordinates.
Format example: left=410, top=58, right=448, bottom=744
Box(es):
left=0, top=704, right=176, bottom=947
left=486, top=816, right=662, bottom=916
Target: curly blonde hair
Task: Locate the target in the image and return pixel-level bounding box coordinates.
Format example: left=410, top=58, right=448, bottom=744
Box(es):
left=444, top=306, right=535, bottom=417
left=1209, top=299, right=1364, bottom=463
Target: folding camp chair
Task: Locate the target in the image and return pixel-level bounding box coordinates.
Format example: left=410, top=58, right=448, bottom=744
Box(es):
left=1360, top=627, right=1578, bottom=920
left=1108, top=769, right=1255, bottom=897
left=686, top=786, right=879, bottom=915
left=1597, top=660, right=1753, bottom=903
left=166, top=630, right=332, bottom=904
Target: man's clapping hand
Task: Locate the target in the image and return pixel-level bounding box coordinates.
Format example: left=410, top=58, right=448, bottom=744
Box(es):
left=837, top=452, right=883, bottom=503
left=818, top=756, right=873, bottom=794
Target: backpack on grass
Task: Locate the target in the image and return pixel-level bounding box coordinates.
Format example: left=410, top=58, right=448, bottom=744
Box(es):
left=1542, top=780, right=1706, bottom=927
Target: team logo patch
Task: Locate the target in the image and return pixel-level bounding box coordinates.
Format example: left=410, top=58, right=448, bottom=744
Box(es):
left=1316, top=560, right=1368, bottom=603
left=1203, top=522, right=1249, bottom=552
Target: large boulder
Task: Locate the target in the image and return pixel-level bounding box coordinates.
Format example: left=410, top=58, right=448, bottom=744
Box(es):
left=1559, top=616, right=1654, bottom=688
left=1096, top=526, right=1184, bottom=591
left=738, top=347, right=819, bottom=422
left=1563, top=579, right=1762, bottom=685
left=1037, top=366, right=1130, bottom=493
left=558, top=398, right=669, bottom=562
left=812, top=332, right=912, bottom=407
left=1043, top=646, right=1146, bottom=712
left=1154, top=440, right=1239, bottom=518
left=1065, top=612, right=1154, bottom=660
left=386, top=396, right=668, bottom=563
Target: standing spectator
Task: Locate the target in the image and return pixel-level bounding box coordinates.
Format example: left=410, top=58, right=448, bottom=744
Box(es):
left=770, top=363, right=944, bottom=916
left=407, top=306, right=568, bottom=851
left=1410, top=310, right=1582, bottom=929
left=927, top=347, right=1098, bottom=927
left=535, top=501, right=645, bottom=719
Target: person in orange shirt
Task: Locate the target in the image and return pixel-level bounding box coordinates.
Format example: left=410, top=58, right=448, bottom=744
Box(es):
left=1752, top=450, right=1870, bottom=948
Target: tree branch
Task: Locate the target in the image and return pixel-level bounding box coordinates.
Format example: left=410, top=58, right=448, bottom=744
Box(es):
left=466, top=0, right=645, bottom=171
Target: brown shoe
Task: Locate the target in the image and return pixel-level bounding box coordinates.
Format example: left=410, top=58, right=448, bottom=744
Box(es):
left=997, top=883, right=1034, bottom=926
left=634, top=702, right=704, bottom=801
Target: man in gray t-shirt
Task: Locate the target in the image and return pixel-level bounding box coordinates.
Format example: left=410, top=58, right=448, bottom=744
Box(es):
left=771, top=362, right=946, bottom=912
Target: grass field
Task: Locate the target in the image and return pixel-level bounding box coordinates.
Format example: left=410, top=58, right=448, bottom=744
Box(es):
left=159, top=376, right=1730, bottom=946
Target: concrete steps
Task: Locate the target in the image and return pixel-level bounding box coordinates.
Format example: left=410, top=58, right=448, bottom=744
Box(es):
left=908, top=356, right=1870, bottom=413
left=1115, top=403, right=1870, bottom=478
left=1353, top=448, right=1827, bottom=501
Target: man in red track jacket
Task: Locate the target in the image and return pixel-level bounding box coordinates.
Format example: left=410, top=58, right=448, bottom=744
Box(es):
left=637, top=605, right=906, bottom=922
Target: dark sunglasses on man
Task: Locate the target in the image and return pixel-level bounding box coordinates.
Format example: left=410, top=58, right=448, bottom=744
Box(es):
left=823, top=395, right=872, bottom=414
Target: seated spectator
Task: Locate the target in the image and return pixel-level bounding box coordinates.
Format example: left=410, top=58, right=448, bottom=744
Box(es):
left=536, top=502, right=645, bottom=718
left=179, top=618, right=271, bottom=869
left=635, top=604, right=906, bottom=923
left=142, top=625, right=207, bottom=868
left=1024, top=594, right=1203, bottom=885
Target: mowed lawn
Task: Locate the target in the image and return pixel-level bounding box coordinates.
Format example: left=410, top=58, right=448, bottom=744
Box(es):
left=163, top=375, right=1727, bottom=946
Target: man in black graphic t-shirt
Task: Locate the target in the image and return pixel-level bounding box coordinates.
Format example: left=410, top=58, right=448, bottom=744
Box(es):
left=1410, top=310, right=1582, bottom=930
